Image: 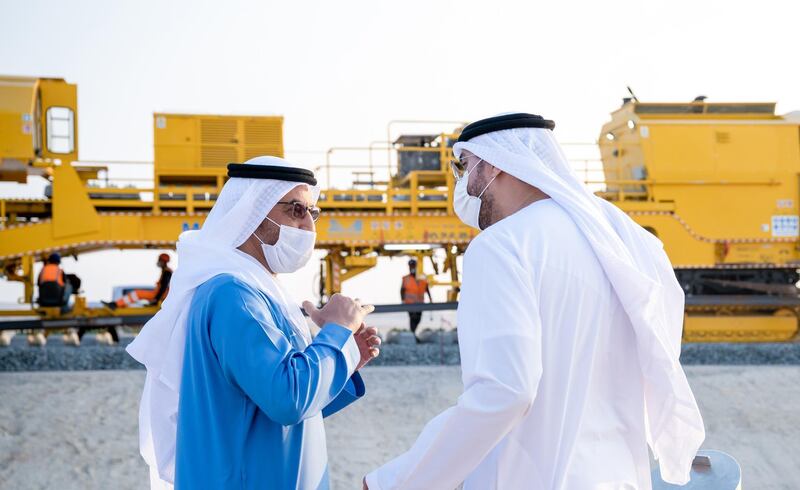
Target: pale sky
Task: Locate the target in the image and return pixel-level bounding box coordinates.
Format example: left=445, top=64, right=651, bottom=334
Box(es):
left=1, top=0, right=799, bottom=306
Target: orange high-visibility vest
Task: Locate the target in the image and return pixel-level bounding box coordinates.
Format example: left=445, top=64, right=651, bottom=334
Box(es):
left=38, top=264, right=64, bottom=287
left=402, top=275, right=428, bottom=304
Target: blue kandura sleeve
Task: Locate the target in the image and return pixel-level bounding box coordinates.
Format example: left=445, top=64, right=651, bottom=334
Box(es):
left=322, top=371, right=366, bottom=418
left=208, top=278, right=362, bottom=426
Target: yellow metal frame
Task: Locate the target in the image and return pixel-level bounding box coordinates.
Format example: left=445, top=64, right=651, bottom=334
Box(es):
left=684, top=314, right=798, bottom=342
left=598, top=99, right=800, bottom=270
left=2, top=80, right=800, bottom=342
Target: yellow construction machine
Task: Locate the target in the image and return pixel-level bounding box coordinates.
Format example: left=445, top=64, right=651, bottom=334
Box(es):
left=0, top=76, right=290, bottom=335
left=0, top=76, right=471, bottom=343
left=1, top=75, right=799, bottom=342
left=598, top=96, right=800, bottom=341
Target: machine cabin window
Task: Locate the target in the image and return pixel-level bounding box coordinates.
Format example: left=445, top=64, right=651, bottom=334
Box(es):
left=46, top=106, right=75, bottom=154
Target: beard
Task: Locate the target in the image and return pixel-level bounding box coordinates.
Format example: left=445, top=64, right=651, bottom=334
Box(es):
left=468, top=165, right=495, bottom=230
left=254, top=218, right=281, bottom=245
left=478, top=193, right=494, bottom=230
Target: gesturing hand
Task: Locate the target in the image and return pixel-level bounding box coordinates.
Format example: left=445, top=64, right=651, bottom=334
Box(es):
left=302, top=294, right=375, bottom=332
left=354, top=323, right=381, bottom=370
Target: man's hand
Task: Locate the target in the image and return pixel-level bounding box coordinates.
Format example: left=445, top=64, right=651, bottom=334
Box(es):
left=354, top=323, right=381, bottom=370
left=303, top=294, right=375, bottom=332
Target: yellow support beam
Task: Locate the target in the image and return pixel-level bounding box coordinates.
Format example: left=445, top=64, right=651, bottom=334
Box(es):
left=316, top=213, right=474, bottom=246
left=52, top=163, right=100, bottom=239
left=684, top=314, right=798, bottom=342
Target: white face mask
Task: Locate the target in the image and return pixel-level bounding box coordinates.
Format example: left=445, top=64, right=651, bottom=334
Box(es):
left=453, top=159, right=497, bottom=230
left=253, top=217, right=316, bottom=273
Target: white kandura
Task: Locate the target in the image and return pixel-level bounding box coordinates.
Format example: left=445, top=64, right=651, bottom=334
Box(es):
left=367, top=120, right=704, bottom=489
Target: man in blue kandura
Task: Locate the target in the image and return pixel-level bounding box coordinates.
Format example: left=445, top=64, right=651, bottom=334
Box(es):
left=127, top=156, right=381, bottom=490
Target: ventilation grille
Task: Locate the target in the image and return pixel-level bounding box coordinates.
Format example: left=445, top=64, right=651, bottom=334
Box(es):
left=715, top=131, right=731, bottom=144
left=201, top=146, right=238, bottom=167
left=155, top=116, right=283, bottom=169
left=201, top=119, right=237, bottom=144
left=245, top=120, right=282, bottom=147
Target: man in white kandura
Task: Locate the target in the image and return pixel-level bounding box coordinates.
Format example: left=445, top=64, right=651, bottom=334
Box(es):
left=127, top=156, right=380, bottom=490
left=365, top=114, right=705, bottom=489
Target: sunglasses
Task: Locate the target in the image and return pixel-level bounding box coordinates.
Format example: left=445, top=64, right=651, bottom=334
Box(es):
left=449, top=156, right=483, bottom=181
left=277, top=201, right=321, bottom=222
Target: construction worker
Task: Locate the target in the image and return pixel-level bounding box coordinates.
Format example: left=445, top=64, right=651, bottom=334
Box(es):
left=400, top=258, right=431, bottom=340
left=37, top=253, right=72, bottom=312
left=104, top=253, right=173, bottom=310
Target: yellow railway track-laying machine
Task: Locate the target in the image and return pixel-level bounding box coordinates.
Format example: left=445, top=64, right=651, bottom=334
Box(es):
left=2, top=76, right=800, bottom=342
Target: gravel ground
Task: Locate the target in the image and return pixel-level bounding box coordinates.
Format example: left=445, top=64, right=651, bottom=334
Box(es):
left=0, top=366, right=798, bottom=489
left=0, top=332, right=463, bottom=371
left=1, top=330, right=800, bottom=371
